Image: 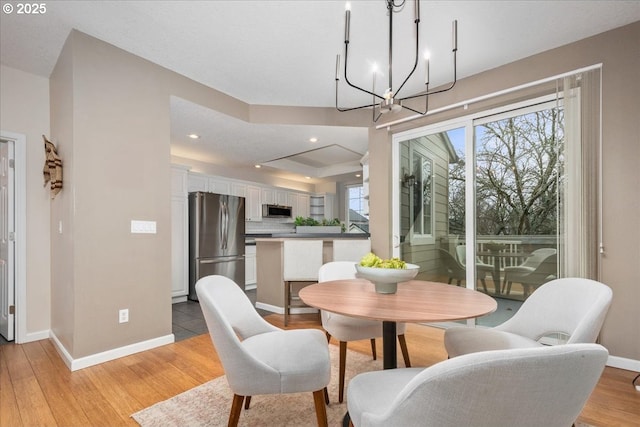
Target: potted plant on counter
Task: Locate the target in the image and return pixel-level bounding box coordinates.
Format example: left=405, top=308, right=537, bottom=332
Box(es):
left=294, top=216, right=344, bottom=234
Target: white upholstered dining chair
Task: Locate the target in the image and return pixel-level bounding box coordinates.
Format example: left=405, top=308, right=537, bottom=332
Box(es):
left=444, top=277, right=612, bottom=358
left=332, top=239, right=371, bottom=262
left=318, top=261, right=411, bottom=403
left=196, top=275, right=331, bottom=427
left=347, top=343, right=608, bottom=427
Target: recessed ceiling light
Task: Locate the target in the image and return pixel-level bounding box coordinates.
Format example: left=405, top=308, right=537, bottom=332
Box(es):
left=305, top=176, right=311, bottom=179
left=309, top=137, right=318, bottom=143
left=355, top=174, right=361, bottom=178
left=188, top=133, right=200, bottom=139
left=254, top=164, right=261, bottom=168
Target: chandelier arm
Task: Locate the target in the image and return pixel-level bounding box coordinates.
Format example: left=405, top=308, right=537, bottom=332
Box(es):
left=336, top=77, right=379, bottom=112
left=399, top=50, right=457, bottom=101
left=343, top=42, right=384, bottom=101
left=399, top=82, right=429, bottom=116
left=394, top=14, right=421, bottom=98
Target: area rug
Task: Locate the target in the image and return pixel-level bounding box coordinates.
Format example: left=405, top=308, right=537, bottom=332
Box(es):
left=132, top=344, right=383, bottom=427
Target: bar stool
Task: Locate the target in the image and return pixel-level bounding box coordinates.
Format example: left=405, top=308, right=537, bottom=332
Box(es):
left=283, top=240, right=324, bottom=326
left=332, top=239, right=371, bottom=262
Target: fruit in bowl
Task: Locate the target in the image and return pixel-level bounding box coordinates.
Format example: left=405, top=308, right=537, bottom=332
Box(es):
left=356, top=253, right=419, bottom=294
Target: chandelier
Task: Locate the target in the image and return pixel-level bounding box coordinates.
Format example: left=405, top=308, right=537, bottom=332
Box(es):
left=335, top=0, right=458, bottom=122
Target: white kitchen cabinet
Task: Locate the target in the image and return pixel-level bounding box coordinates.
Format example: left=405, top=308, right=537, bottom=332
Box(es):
left=187, top=173, right=208, bottom=193
left=208, top=178, right=231, bottom=195
left=231, top=182, right=247, bottom=198
left=262, top=188, right=276, bottom=205
left=171, top=166, right=189, bottom=301
left=245, top=245, right=257, bottom=288
left=246, top=185, right=262, bottom=221
left=297, top=193, right=310, bottom=219
left=276, top=190, right=289, bottom=206
left=288, top=192, right=310, bottom=219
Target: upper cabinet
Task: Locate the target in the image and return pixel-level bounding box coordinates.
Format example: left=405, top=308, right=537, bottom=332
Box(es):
left=187, top=173, right=231, bottom=195
left=185, top=171, right=338, bottom=223
left=288, top=192, right=310, bottom=219
left=246, top=185, right=262, bottom=221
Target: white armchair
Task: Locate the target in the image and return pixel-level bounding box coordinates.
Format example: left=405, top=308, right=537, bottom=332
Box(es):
left=319, top=261, right=411, bottom=403
left=196, top=275, right=331, bottom=427
left=347, top=344, right=608, bottom=427
left=444, top=277, right=612, bottom=358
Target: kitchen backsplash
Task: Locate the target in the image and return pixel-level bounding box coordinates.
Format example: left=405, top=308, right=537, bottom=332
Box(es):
left=246, top=218, right=295, bottom=234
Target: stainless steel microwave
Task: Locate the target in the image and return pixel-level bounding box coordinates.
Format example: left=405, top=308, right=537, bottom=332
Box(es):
left=262, top=204, right=293, bottom=218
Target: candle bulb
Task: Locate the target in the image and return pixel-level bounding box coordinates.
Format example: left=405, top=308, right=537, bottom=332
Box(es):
left=452, top=20, right=458, bottom=52
left=335, top=54, right=341, bottom=81
left=372, top=64, right=377, bottom=92
left=345, top=2, right=351, bottom=43
left=415, top=0, right=420, bottom=22
left=424, top=52, right=430, bottom=85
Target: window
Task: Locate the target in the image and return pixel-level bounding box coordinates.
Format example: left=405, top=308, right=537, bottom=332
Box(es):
left=346, top=185, right=369, bottom=233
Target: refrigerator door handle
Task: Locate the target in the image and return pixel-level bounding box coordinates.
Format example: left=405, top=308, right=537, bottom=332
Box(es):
left=219, top=200, right=226, bottom=250
left=199, top=256, right=245, bottom=264
left=223, top=200, right=229, bottom=249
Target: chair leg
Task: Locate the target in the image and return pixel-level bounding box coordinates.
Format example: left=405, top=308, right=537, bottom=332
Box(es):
left=479, top=278, right=488, bottom=293
left=325, top=331, right=331, bottom=343
left=244, top=396, right=251, bottom=409
left=370, top=338, right=377, bottom=360
left=284, top=281, right=290, bottom=327
left=324, top=386, right=330, bottom=405
left=313, top=389, right=328, bottom=427
left=339, top=341, right=347, bottom=403
left=229, top=394, right=244, bottom=427
left=398, top=334, right=411, bottom=367
left=504, top=281, right=511, bottom=295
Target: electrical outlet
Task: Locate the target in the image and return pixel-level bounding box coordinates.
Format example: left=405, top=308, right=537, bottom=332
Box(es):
left=119, top=309, right=129, bottom=323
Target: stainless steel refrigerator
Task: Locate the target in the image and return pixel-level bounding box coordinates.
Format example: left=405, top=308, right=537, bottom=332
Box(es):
left=188, top=192, right=245, bottom=301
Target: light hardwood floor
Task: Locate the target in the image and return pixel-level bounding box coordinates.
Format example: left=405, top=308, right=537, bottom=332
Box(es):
left=1, top=314, right=639, bottom=426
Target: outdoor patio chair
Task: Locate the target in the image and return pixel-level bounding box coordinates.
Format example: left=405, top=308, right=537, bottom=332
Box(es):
left=438, top=248, right=488, bottom=293
left=503, top=249, right=557, bottom=298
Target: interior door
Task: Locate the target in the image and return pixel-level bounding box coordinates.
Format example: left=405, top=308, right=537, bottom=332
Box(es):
left=0, top=139, right=14, bottom=341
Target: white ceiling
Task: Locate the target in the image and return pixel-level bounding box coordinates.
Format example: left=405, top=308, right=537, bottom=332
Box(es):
left=2, top=1, right=639, bottom=183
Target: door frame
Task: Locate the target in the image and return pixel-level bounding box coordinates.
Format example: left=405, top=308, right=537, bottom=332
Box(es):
left=0, top=131, right=26, bottom=343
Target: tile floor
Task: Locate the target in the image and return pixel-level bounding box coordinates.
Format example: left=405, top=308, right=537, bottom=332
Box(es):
left=172, top=288, right=270, bottom=342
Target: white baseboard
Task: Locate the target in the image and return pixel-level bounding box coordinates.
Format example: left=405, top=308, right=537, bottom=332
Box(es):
left=172, top=295, right=188, bottom=304
left=50, top=332, right=175, bottom=371
left=18, top=329, right=50, bottom=344
left=245, top=283, right=257, bottom=291
left=607, top=355, right=640, bottom=372
left=255, top=302, right=317, bottom=315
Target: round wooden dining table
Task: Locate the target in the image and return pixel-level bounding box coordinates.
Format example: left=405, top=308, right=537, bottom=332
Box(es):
left=299, top=278, right=497, bottom=369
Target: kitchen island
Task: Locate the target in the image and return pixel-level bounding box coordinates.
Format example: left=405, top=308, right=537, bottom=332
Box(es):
left=254, top=234, right=370, bottom=314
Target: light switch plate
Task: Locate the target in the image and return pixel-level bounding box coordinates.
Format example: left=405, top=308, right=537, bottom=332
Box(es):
left=131, top=220, right=157, bottom=234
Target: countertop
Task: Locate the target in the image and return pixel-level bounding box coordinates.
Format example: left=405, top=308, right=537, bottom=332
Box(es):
left=245, top=232, right=370, bottom=245
left=255, top=233, right=370, bottom=240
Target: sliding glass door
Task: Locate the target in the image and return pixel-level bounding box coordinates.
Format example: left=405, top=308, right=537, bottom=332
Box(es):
left=394, top=99, right=567, bottom=326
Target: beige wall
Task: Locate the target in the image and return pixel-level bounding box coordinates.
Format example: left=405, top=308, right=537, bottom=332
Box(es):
left=48, top=31, right=173, bottom=358
left=0, top=65, right=51, bottom=338
left=368, top=22, right=640, bottom=361
left=1, top=22, right=637, bottom=363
